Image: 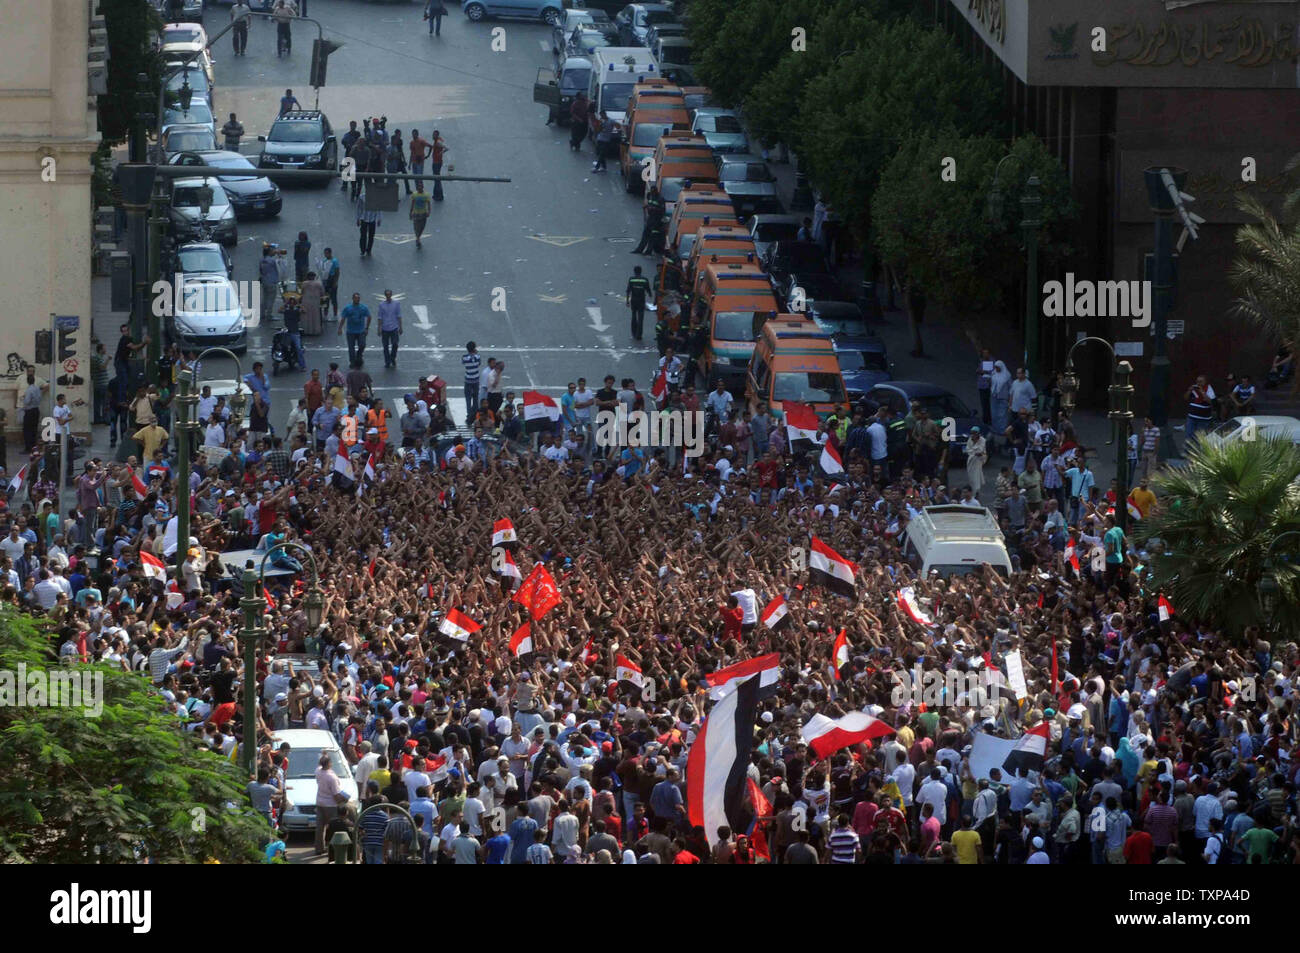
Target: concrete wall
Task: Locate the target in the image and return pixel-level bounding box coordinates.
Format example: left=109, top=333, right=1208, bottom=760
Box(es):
left=0, top=0, right=99, bottom=439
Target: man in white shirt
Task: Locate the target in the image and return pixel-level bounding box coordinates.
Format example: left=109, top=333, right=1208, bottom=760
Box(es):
left=916, top=768, right=948, bottom=826
left=729, top=586, right=758, bottom=632
left=891, top=760, right=916, bottom=807
left=404, top=758, right=432, bottom=803
left=33, top=571, right=63, bottom=610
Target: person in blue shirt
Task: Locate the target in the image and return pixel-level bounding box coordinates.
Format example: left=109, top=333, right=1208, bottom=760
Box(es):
left=409, top=786, right=437, bottom=863
left=507, top=804, right=539, bottom=864
left=1108, top=680, right=1129, bottom=748
left=243, top=361, right=271, bottom=407
left=484, top=828, right=511, bottom=864
left=337, top=293, right=372, bottom=366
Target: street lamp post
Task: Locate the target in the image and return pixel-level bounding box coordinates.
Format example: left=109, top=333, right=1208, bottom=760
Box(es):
left=1059, top=337, right=1134, bottom=533
left=1021, top=176, right=1043, bottom=385
left=237, top=542, right=326, bottom=777
left=173, top=348, right=245, bottom=591
left=1257, top=530, right=1300, bottom=632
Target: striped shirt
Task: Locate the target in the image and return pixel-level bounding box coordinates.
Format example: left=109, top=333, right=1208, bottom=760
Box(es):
left=526, top=842, right=553, bottom=864
left=148, top=637, right=188, bottom=685
left=828, top=826, right=860, bottom=863
left=462, top=351, right=482, bottom=385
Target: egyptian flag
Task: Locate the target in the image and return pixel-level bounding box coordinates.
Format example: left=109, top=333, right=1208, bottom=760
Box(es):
left=265, top=585, right=276, bottom=614
left=1157, top=594, right=1175, bottom=623
left=809, top=537, right=856, bottom=598
left=819, top=440, right=844, bottom=476
left=492, top=518, right=519, bottom=551
left=706, top=653, right=781, bottom=701
left=896, top=587, right=933, bottom=627
left=801, top=711, right=895, bottom=759
left=140, top=549, right=167, bottom=583
left=130, top=467, right=149, bottom=500
left=831, top=628, right=850, bottom=680
left=650, top=368, right=668, bottom=405
left=582, top=636, right=599, bottom=665
left=514, top=563, right=562, bottom=619
left=332, top=443, right=354, bottom=490
left=438, top=608, right=481, bottom=643
left=508, top=621, right=534, bottom=659
left=687, top=669, right=764, bottom=846
left=355, top=453, right=376, bottom=498
left=6, top=463, right=27, bottom=498
left=615, top=653, right=644, bottom=694
left=1064, top=539, right=1081, bottom=575
left=760, top=595, right=790, bottom=632
left=1002, top=721, right=1050, bottom=775
left=496, top=548, right=522, bottom=591
left=745, top=777, right=772, bottom=862
left=784, top=401, right=820, bottom=453
left=523, top=391, right=561, bottom=433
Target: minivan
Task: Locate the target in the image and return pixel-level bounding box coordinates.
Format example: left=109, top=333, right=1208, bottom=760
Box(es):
left=746, top=317, right=849, bottom=418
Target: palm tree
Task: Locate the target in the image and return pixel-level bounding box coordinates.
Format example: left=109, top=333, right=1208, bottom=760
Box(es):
left=1147, top=435, right=1300, bottom=639
left=1228, top=194, right=1300, bottom=392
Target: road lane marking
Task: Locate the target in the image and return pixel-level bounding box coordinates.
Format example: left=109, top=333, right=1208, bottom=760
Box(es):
left=526, top=234, right=590, bottom=247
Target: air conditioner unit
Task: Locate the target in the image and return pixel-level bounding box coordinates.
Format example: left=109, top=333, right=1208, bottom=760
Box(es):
left=88, top=64, right=108, bottom=96
left=88, top=44, right=108, bottom=63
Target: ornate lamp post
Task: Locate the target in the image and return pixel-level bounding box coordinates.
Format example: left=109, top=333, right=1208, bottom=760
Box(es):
left=1059, top=337, right=1134, bottom=532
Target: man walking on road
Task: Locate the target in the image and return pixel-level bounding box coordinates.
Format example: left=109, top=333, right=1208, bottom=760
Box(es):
left=378, top=290, right=403, bottom=369
left=222, top=113, right=245, bottom=151
left=338, top=293, right=372, bottom=365
left=430, top=131, right=448, bottom=202
left=318, top=247, right=340, bottom=318
left=231, top=2, right=251, bottom=56
left=626, top=266, right=651, bottom=342
left=259, top=246, right=279, bottom=323
left=272, top=0, right=297, bottom=57
left=356, top=190, right=381, bottom=257
left=425, top=0, right=447, bottom=36
left=462, top=342, right=482, bottom=419
left=408, top=129, right=431, bottom=190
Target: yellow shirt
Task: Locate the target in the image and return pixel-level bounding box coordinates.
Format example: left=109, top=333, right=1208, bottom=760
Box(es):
left=895, top=724, right=915, bottom=752
left=1130, top=486, right=1157, bottom=517
left=133, top=424, right=169, bottom=459
left=369, top=768, right=391, bottom=790
left=952, top=828, right=982, bottom=864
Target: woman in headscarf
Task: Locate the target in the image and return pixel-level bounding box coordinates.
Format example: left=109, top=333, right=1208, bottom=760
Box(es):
left=964, top=426, right=988, bottom=499
left=300, top=270, right=325, bottom=335
left=989, top=361, right=1012, bottom=453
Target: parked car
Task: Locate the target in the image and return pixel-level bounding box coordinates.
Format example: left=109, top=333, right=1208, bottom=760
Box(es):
left=804, top=300, right=867, bottom=337
left=163, top=50, right=215, bottom=93
left=171, top=150, right=282, bottom=218
left=257, top=110, right=338, bottom=183
left=552, top=7, right=615, bottom=53
left=167, top=176, right=238, bottom=246
left=748, top=213, right=802, bottom=262
left=644, top=22, right=686, bottom=46
left=652, top=36, right=692, bottom=68
left=861, top=381, right=980, bottom=463
left=271, top=729, right=359, bottom=834
left=832, top=333, right=892, bottom=399
left=168, top=240, right=233, bottom=282
left=461, top=0, right=565, bottom=25
left=761, top=240, right=832, bottom=297
left=164, top=66, right=212, bottom=106
left=1208, top=415, right=1300, bottom=445
left=158, top=124, right=217, bottom=161
left=150, top=0, right=205, bottom=23
left=690, top=108, right=748, bottom=154
left=533, top=59, right=594, bottom=125
left=614, top=3, right=678, bottom=46
left=561, top=24, right=616, bottom=62
left=715, top=153, right=780, bottom=217
left=162, top=102, right=217, bottom=139
left=167, top=274, right=248, bottom=352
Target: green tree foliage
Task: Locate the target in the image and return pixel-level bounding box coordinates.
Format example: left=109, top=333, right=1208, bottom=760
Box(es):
left=694, top=0, right=827, bottom=107
left=0, top=611, right=267, bottom=863
left=1146, top=436, right=1300, bottom=639
left=1228, top=194, right=1300, bottom=355
left=795, top=20, right=1005, bottom=242
left=98, top=0, right=163, bottom=147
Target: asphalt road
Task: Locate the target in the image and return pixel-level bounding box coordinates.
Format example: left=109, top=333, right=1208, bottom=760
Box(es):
left=197, top=0, right=654, bottom=425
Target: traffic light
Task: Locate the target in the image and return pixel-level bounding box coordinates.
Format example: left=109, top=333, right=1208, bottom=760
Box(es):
left=310, top=38, right=343, bottom=88
left=34, top=330, right=52, bottom=365
left=58, top=327, right=77, bottom=362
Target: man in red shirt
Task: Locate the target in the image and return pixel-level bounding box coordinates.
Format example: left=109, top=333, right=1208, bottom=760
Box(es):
left=718, top=594, right=743, bottom=641
left=1123, top=828, right=1154, bottom=864
left=755, top=449, right=782, bottom=489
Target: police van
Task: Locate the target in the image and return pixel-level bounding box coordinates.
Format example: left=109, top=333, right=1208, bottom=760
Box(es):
left=588, top=48, right=660, bottom=129
left=902, top=505, right=1013, bottom=578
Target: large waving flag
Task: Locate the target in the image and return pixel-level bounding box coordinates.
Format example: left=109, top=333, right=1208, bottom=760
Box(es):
left=522, top=391, right=561, bottom=434
left=1002, top=721, right=1050, bottom=775
left=6, top=463, right=28, bottom=498
left=513, top=563, right=562, bottom=619
left=492, top=518, right=519, bottom=551
left=896, top=587, right=933, bottom=627
left=130, top=467, right=149, bottom=500
left=355, top=453, right=376, bottom=498
left=496, top=548, right=523, bottom=591
left=784, top=401, right=820, bottom=453
left=760, top=594, right=790, bottom=632
left=809, top=537, right=856, bottom=598
left=140, top=549, right=167, bottom=583
left=801, top=711, right=895, bottom=759
left=745, top=777, right=772, bottom=862
left=650, top=369, right=668, bottom=405
left=615, top=653, right=644, bottom=694
left=438, top=608, right=481, bottom=643
left=1157, top=594, right=1175, bottom=623
left=832, top=628, right=850, bottom=680
left=1064, top=539, right=1081, bottom=575
left=706, top=653, right=781, bottom=701
left=687, top=668, right=765, bottom=846
left=332, top=443, right=355, bottom=490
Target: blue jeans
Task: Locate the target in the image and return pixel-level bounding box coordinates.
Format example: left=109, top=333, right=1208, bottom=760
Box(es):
left=464, top=382, right=479, bottom=419
left=289, top=331, right=304, bottom=369
left=346, top=331, right=367, bottom=364
left=623, top=792, right=640, bottom=825
left=364, top=842, right=384, bottom=865
left=382, top=329, right=400, bottom=366
left=1185, top=416, right=1210, bottom=442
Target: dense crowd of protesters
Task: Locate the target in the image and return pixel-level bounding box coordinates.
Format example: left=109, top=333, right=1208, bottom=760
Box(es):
left=3, top=342, right=1297, bottom=866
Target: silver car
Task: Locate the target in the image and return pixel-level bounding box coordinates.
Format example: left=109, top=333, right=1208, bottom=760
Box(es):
left=168, top=274, right=248, bottom=352
left=168, top=176, right=238, bottom=246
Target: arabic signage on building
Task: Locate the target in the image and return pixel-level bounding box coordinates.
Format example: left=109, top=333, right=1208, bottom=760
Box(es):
left=1118, top=150, right=1300, bottom=222
left=950, top=0, right=1031, bottom=82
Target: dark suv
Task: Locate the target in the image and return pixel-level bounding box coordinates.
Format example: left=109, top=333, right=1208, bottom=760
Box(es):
left=257, top=110, right=338, bottom=184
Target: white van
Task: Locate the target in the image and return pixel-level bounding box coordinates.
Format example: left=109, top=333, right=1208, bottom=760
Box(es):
left=903, top=505, right=1013, bottom=578
left=272, top=728, right=359, bottom=833
left=588, top=47, right=660, bottom=126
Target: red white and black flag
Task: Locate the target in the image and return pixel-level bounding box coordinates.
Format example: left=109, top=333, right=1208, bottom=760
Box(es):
left=130, top=467, right=149, bottom=501
left=614, top=653, right=644, bottom=695
left=1002, top=721, right=1050, bottom=775
left=522, top=391, right=561, bottom=434
left=784, top=401, right=820, bottom=453
left=809, top=537, right=856, bottom=598
left=509, top=621, right=534, bottom=659
left=332, top=443, right=355, bottom=490
left=896, top=587, right=933, bottom=627
left=759, top=594, right=790, bottom=632
left=1157, top=594, right=1175, bottom=623
left=802, top=711, right=895, bottom=759
left=355, top=453, right=376, bottom=498
left=6, top=463, right=28, bottom=498
left=831, top=628, right=850, bottom=680
left=492, top=518, right=519, bottom=551
left=687, top=668, right=765, bottom=846
left=705, top=652, right=781, bottom=701
left=496, top=548, right=522, bottom=591
left=438, top=608, right=481, bottom=643
left=819, top=441, right=844, bottom=476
